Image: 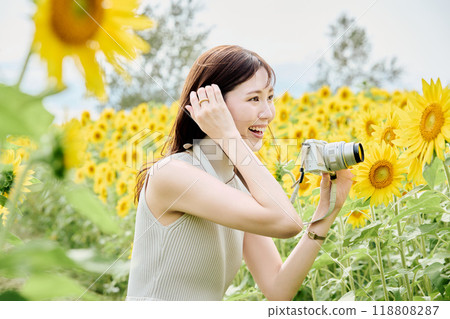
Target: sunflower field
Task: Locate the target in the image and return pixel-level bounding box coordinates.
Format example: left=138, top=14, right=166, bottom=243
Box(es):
left=1, top=0, right=449, bottom=302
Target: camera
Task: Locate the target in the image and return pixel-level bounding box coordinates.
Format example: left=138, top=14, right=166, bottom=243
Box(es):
left=300, top=139, right=364, bottom=176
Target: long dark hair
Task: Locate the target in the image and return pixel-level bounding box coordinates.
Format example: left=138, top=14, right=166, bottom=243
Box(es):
left=134, top=45, right=277, bottom=204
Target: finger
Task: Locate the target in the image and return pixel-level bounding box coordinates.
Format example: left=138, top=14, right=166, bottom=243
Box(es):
left=196, top=87, right=209, bottom=106
left=185, top=104, right=194, bottom=119
left=205, top=85, right=217, bottom=104
left=212, top=84, right=225, bottom=104
left=321, top=172, right=330, bottom=185
left=190, top=91, right=201, bottom=115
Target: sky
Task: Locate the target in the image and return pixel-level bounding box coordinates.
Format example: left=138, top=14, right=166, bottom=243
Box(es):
left=0, top=0, right=449, bottom=123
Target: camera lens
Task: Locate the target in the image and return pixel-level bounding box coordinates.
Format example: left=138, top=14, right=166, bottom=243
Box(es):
left=353, top=143, right=364, bottom=163
left=324, top=141, right=365, bottom=171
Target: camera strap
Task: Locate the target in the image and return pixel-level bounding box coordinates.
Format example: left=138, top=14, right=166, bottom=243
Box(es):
left=303, top=179, right=337, bottom=225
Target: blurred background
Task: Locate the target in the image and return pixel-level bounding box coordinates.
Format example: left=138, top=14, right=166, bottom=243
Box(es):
left=1, top=0, right=449, bottom=123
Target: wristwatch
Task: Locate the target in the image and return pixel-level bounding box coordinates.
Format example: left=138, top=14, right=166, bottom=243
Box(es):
left=307, top=229, right=327, bottom=241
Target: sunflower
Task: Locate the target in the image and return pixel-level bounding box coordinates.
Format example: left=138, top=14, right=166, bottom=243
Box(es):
left=90, top=128, right=105, bottom=143
left=62, top=119, right=87, bottom=169
left=354, top=109, right=381, bottom=145
left=32, top=0, right=154, bottom=101
left=300, top=93, right=310, bottom=106
left=81, top=110, right=91, bottom=126
left=317, top=85, right=331, bottom=99
left=344, top=209, right=371, bottom=229
left=372, top=105, right=400, bottom=147
left=279, top=91, right=293, bottom=104
left=337, top=86, right=353, bottom=101
left=100, top=108, right=115, bottom=122
left=352, top=142, right=407, bottom=207
left=0, top=150, right=35, bottom=204
left=399, top=153, right=426, bottom=186
left=276, top=104, right=290, bottom=125
left=116, top=196, right=131, bottom=218
left=84, top=160, right=96, bottom=178
left=394, top=79, right=450, bottom=165
left=0, top=205, right=10, bottom=226
left=116, top=177, right=129, bottom=196
left=294, top=171, right=315, bottom=197
left=306, top=125, right=319, bottom=140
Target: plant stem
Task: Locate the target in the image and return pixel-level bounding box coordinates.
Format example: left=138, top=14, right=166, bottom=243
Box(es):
left=371, top=205, right=389, bottom=300
left=417, top=212, right=433, bottom=297
left=442, top=158, right=450, bottom=192
left=16, top=48, right=32, bottom=88
left=393, top=197, right=413, bottom=300
left=338, top=217, right=356, bottom=294
left=311, top=271, right=317, bottom=301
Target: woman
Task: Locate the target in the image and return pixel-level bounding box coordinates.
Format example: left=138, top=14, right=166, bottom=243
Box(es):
left=126, top=45, right=354, bottom=301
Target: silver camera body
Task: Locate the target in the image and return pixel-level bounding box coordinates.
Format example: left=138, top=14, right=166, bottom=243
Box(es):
left=301, top=139, right=364, bottom=175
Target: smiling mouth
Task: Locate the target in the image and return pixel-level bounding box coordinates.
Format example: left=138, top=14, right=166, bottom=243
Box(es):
left=248, top=127, right=264, bottom=138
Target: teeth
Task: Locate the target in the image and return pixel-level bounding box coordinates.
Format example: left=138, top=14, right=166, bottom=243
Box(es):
left=249, top=126, right=265, bottom=133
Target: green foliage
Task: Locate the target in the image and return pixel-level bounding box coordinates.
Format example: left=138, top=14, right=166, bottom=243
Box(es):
left=65, top=184, right=122, bottom=235
left=0, top=84, right=54, bottom=141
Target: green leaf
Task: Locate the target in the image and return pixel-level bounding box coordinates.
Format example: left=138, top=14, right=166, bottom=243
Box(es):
left=65, top=185, right=121, bottom=235
left=389, top=194, right=443, bottom=225
left=344, top=221, right=382, bottom=245
left=418, top=223, right=439, bottom=235
left=6, top=231, right=23, bottom=246
left=339, top=291, right=355, bottom=301
left=0, top=290, right=28, bottom=301
left=0, top=84, right=54, bottom=141
left=338, top=248, right=369, bottom=263
left=284, top=160, right=295, bottom=171
left=423, top=156, right=446, bottom=188
left=445, top=156, right=450, bottom=166
left=312, top=252, right=334, bottom=269
left=0, top=194, right=6, bottom=206
left=20, top=273, right=91, bottom=301
left=67, top=248, right=130, bottom=277
left=0, top=240, right=80, bottom=278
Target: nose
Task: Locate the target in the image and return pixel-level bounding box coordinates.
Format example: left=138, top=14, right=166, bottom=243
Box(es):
left=258, top=101, right=274, bottom=121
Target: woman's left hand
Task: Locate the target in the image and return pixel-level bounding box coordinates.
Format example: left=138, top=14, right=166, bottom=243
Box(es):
left=318, top=169, right=355, bottom=213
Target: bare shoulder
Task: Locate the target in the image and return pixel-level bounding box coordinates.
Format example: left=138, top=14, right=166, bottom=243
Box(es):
left=144, top=156, right=194, bottom=225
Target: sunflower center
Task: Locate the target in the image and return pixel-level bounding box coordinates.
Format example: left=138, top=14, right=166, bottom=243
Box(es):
left=420, top=103, right=444, bottom=141
left=50, top=0, right=104, bottom=45
left=280, top=110, right=288, bottom=122
left=0, top=170, right=15, bottom=195
left=365, top=120, right=376, bottom=136
left=382, top=127, right=396, bottom=146
left=351, top=211, right=362, bottom=218
left=369, top=160, right=393, bottom=189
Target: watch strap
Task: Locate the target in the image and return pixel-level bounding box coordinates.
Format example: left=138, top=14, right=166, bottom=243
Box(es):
left=307, top=229, right=327, bottom=241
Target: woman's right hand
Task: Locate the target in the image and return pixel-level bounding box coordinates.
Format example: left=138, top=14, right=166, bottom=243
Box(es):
left=185, top=84, right=240, bottom=141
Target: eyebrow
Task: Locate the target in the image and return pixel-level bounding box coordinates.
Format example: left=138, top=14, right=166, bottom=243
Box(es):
left=246, top=87, right=274, bottom=95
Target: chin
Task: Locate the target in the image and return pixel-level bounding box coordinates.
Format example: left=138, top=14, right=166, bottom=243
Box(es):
left=242, top=135, right=263, bottom=152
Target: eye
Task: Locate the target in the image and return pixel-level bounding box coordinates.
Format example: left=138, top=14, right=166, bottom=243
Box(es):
left=268, top=95, right=274, bottom=101
left=249, top=96, right=259, bottom=102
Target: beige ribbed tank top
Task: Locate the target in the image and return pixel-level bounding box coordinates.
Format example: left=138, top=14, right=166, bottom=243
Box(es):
left=126, top=144, right=248, bottom=301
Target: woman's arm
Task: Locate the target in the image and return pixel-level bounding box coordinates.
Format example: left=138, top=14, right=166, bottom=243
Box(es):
left=243, top=170, right=354, bottom=300
left=150, top=84, right=302, bottom=238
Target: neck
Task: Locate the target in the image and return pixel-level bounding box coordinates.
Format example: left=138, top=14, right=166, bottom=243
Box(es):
left=197, top=135, right=235, bottom=182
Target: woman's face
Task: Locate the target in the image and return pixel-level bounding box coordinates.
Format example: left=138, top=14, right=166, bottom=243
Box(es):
left=223, top=67, right=275, bottom=152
